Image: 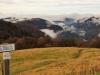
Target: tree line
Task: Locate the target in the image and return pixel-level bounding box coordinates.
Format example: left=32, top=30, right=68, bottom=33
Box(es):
left=0, top=36, right=100, bottom=50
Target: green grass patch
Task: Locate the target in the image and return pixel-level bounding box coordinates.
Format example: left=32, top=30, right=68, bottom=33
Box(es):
left=10, top=60, right=55, bottom=75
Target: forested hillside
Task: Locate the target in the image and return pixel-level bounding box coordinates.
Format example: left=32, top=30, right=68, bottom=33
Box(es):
left=0, top=20, right=45, bottom=39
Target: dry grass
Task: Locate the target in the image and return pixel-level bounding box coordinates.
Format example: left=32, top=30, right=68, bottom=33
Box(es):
left=0, top=47, right=100, bottom=75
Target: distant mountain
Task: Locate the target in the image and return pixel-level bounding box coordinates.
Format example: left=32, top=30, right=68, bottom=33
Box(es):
left=78, top=16, right=100, bottom=24
left=73, top=17, right=100, bottom=39
left=17, top=18, right=63, bottom=32
left=53, top=18, right=74, bottom=26
left=52, top=16, right=100, bottom=39
left=1, top=16, right=100, bottom=40
left=64, top=18, right=75, bottom=25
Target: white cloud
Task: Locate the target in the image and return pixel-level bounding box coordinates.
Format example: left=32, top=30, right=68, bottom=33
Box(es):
left=0, top=0, right=15, bottom=4
left=41, top=29, right=57, bottom=38
left=15, top=0, right=100, bottom=4
left=0, top=0, right=100, bottom=15
left=0, top=12, right=7, bottom=18
left=0, top=0, right=100, bottom=5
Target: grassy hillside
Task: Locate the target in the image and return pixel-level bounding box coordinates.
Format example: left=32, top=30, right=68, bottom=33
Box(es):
left=0, top=47, right=100, bottom=75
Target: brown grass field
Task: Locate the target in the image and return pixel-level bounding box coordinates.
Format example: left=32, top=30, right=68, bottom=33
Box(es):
left=0, top=47, right=100, bottom=75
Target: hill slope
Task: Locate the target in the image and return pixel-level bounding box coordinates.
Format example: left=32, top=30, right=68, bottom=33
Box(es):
left=0, top=47, right=100, bottom=75
left=0, top=20, right=45, bottom=39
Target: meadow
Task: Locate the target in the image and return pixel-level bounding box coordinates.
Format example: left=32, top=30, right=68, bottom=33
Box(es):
left=0, top=47, right=100, bottom=75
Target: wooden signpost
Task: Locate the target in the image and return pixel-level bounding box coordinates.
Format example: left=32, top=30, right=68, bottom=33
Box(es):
left=0, top=43, right=15, bottom=75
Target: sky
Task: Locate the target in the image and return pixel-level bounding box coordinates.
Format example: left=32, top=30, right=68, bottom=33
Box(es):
left=0, top=0, right=100, bottom=17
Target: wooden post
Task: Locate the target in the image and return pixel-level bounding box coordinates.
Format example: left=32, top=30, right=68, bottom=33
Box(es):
left=4, top=59, right=10, bottom=75
left=0, top=44, right=15, bottom=75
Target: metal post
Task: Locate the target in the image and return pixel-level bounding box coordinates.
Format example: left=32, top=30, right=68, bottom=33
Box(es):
left=4, top=59, right=10, bottom=75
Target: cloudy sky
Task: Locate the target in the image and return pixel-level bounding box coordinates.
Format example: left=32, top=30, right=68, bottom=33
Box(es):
left=0, top=0, right=100, bottom=16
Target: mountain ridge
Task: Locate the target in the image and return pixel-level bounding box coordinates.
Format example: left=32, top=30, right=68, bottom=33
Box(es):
left=1, top=16, right=100, bottom=39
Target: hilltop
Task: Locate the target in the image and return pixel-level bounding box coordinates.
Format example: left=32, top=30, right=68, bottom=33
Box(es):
left=0, top=47, right=100, bottom=75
